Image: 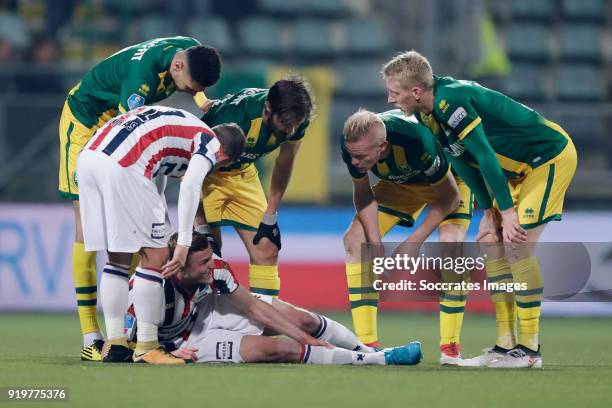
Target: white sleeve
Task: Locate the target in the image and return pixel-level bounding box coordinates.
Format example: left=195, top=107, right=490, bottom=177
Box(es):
left=177, top=154, right=212, bottom=247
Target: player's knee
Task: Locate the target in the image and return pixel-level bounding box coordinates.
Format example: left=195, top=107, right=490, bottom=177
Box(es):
left=250, top=240, right=278, bottom=264
left=343, top=228, right=362, bottom=257
left=273, top=340, right=301, bottom=363
left=140, top=247, right=169, bottom=268
left=298, top=312, right=321, bottom=335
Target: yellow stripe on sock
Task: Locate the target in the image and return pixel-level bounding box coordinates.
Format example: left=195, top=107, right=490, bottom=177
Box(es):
left=511, top=256, right=543, bottom=351
left=346, top=262, right=379, bottom=344
left=486, top=257, right=517, bottom=349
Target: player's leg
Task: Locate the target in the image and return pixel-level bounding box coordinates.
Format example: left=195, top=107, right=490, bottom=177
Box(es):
left=204, top=166, right=281, bottom=296
left=437, top=179, right=472, bottom=365
left=59, top=102, right=101, bottom=358
left=99, top=251, right=134, bottom=362
left=131, top=246, right=186, bottom=364
left=266, top=298, right=376, bottom=352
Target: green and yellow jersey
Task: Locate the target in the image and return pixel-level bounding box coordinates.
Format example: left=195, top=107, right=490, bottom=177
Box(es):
left=341, top=110, right=449, bottom=185
left=422, top=75, right=570, bottom=210
left=67, top=36, right=201, bottom=129
left=201, top=88, right=309, bottom=171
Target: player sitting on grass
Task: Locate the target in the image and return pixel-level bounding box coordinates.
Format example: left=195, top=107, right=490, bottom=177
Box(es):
left=77, top=106, right=245, bottom=364
left=123, top=232, right=423, bottom=366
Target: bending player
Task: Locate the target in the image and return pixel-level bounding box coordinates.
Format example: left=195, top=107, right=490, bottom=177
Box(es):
left=58, top=36, right=221, bottom=361
left=382, top=51, right=577, bottom=368
left=77, top=105, right=245, bottom=364
left=341, top=109, right=473, bottom=366
left=195, top=77, right=313, bottom=297
left=123, top=232, right=423, bottom=366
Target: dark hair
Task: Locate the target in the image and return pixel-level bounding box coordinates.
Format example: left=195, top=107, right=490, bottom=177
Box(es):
left=212, top=123, right=246, bottom=163
left=167, top=232, right=209, bottom=260
left=267, top=74, right=314, bottom=126
left=185, top=45, right=222, bottom=88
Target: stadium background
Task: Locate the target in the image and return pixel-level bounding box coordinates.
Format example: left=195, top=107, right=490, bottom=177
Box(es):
left=0, top=1, right=611, bottom=316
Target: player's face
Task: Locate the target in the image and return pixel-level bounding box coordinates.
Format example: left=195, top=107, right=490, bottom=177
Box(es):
left=386, top=77, right=416, bottom=115
left=171, top=63, right=204, bottom=96
left=270, top=113, right=304, bottom=140
left=345, top=129, right=388, bottom=173
left=181, top=247, right=215, bottom=285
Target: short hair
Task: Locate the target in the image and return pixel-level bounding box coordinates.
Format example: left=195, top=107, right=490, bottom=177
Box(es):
left=212, top=123, right=246, bottom=163
left=267, top=74, right=315, bottom=126
left=381, top=50, right=434, bottom=89
left=168, top=231, right=209, bottom=260
left=185, top=45, right=222, bottom=88
left=343, top=109, right=386, bottom=144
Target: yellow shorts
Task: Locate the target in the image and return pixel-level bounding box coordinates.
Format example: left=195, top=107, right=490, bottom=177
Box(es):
left=58, top=101, right=97, bottom=199
left=374, top=175, right=474, bottom=236
left=497, top=140, right=577, bottom=229
left=202, top=164, right=266, bottom=231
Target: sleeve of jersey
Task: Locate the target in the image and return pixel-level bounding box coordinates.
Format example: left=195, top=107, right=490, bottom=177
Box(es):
left=193, top=131, right=220, bottom=168
left=418, top=131, right=450, bottom=184
left=212, top=264, right=239, bottom=294
left=177, top=154, right=213, bottom=247
left=340, top=137, right=367, bottom=179
left=462, top=129, right=514, bottom=210
left=446, top=154, right=493, bottom=209
left=438, top=96, right=482, bottom=142
left=118, top=76, right=156, bottom=113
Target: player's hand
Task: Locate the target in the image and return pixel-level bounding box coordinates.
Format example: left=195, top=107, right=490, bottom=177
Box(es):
left=200, top=99, right=216, bottom=113
left=304, top=336, right=334, bottom=349
left=500, top=207, right=527, bottom=244
left=476, top=209, right=502, bottom=242
left=162, top=244, right=189, bottom=278
left=253, top=213, right=281, bottom=250
left=172, top=347, right=198, bottom=361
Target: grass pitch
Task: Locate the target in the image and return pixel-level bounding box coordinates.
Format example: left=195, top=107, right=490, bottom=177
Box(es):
left=1, top=312, right=611, bottom=408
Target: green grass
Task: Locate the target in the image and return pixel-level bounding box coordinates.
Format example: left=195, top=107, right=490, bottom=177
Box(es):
left=1, top=313, right=611, bottom=407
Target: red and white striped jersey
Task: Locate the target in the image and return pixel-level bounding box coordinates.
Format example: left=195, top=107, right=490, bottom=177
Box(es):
left=84, top=105, right=219, bottom=179
left=125, top=259, right=239, bottom=349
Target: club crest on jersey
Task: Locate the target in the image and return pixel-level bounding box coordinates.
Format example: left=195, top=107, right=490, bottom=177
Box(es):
left=127, top=93, right=145, bottom=110
left=438, top=100, right=450, bottom=113
left=151, top=223, right=165, bottom=239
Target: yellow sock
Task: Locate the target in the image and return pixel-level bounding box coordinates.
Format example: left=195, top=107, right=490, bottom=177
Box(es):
left=73, top=243, right=99, bottom=335
left=486, top=257, right=517, bottom=349
left=346, top=262, right=379, bottom=345
left=511, top=256, right=543, bottom=351
left=439, top=268, right=468, bottom=345
left=128, top=253, right=140, bottom=277
left=249, top=264, right=280, bottom=297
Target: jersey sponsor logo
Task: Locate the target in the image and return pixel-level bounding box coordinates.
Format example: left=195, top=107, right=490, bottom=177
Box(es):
left=438, top=100, right=450, bottom=113
left=424, top=156, right=441, bottom=177
left=151, top=222, right=166, bottom=239
left=127, top=93, right=145, bottom=110
left=131, top=38, right=163, bottom=61
left=215, top=341, right=234, bottom=360
left=447, top=107, right=467, bottom=129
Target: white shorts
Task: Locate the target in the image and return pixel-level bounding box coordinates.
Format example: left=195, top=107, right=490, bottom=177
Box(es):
left=182, top=294, right=273, bottom=363
left=77, top=149, right=172, bottom=253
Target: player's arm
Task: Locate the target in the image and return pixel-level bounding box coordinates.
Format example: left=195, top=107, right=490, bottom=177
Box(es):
left=227, top=285, right=328, bottom=347
left=252, top=141, right=301, bottom=250
left=461, top=128, right=526, bottom=242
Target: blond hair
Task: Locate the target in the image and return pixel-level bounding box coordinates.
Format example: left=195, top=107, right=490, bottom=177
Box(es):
left=343, top=109, right=386, bottom=143
left=382, top=50, right=434, bottom=89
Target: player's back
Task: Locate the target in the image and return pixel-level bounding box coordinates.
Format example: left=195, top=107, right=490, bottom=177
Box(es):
left=85, top=105, right=216, bottom=179
left=68, top=36, right=201, bottom=129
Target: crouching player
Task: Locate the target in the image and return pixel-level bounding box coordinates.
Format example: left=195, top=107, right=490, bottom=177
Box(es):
left=124, top=232, right=423, bottom=366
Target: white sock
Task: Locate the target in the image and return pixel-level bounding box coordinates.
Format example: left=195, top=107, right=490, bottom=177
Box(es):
left=302, top=346, right=386, bottom=365
left=83, top=331, right=102, bottom=348
left=133, top=267, right=163, bottom=344
left=314, top=315, right=376, bottom=353
left=100, top=263, right=129, bottom=340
